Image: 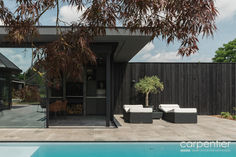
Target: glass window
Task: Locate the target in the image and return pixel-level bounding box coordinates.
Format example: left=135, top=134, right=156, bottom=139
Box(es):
left=0, top=76, right=9, bottom=108
left=66, top=82, right=83, bottom=97
left=86, top=58, right=106, bottom=97
left=50, top=86, right=63, bottom=97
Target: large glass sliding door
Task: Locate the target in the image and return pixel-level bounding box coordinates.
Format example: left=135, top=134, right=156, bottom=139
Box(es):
left=49, top=57, right=107, bottom=117
left=66, top=81, right=83, bottom=115
left=86, top=57, right=106, bottom=115
left=48, top=45, right=113, bottom=126
left=49, top=80, right=84, bottom=116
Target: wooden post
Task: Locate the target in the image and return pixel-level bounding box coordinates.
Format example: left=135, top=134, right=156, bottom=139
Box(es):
left=106, top=54, right=111, bottom=127
left=8, top=73, right=12, bottom=109
left=83, top=67, right=87, bottom=116
left=46, top=84, right=49, bottom=128
left=110, top=59, right=114, bottom=121
left=63, top=74, right=66, bottom=100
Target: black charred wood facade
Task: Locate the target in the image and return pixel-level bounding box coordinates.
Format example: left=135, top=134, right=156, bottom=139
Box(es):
left=113, top=63, right=236, bottom=115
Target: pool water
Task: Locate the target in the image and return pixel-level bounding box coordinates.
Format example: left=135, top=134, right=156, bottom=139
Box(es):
left=0, top=142, right=235, bottom=157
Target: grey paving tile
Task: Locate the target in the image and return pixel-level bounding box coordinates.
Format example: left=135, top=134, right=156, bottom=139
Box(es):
left=0, top=115, right=236, bottom=141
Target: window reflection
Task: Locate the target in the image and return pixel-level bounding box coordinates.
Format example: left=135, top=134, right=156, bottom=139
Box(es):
left=0, top=76, right=9, bottom=109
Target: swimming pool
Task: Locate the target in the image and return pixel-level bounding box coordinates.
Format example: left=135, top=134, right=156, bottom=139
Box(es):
left=0, top=142, right=235, bottom=157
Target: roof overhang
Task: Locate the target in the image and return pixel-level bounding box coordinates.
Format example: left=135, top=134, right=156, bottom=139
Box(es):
left=0, top=53, right=22, bottom=73
left=0, top=26, right=152, bottom=62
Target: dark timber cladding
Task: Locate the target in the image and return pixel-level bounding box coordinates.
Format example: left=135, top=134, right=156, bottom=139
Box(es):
left=113, top=63, right=236, bottom=115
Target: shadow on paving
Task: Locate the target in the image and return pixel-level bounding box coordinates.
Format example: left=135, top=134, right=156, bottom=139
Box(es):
left=0, top=105, right=46, bottom=128
left=49, top=116, right=115, bottom=127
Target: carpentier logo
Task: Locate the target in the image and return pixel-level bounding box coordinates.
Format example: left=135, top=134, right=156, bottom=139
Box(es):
left=179, top=141, right=231, bottom=152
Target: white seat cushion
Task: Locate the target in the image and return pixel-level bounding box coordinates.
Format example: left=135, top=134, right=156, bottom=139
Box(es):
left=159, top=104, right=180, bottom=112
left=123, top=105, right=143, bottom=109
left=129, top=107, right=153, bottom=113
left=169, top=108, right=197, bottom=113
left=124, top=108, right=130, bottom=112
left=123, top=104, right=144, bottom=113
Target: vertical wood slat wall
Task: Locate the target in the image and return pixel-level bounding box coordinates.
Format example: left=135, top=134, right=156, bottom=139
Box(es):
left=113, top=63, right=236, bottom=115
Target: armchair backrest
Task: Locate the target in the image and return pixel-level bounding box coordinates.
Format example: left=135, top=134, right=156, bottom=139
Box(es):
left=123, top=104, right=143, bottom=109
left=159, top=104, right=179, bottom=112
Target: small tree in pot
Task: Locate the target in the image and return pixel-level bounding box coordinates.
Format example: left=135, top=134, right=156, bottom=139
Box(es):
left=135, top=76, right=164, bottom=107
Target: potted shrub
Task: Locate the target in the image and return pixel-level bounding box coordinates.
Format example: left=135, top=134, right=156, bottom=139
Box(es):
left=135, top=75, right=164, bottom=108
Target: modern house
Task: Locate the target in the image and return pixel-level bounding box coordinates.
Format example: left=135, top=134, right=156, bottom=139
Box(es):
left=0, top=26, right=152, bottom=127
left=0, top=26, right=235, bottom=128
left=0, top=53, right=22, bottom=110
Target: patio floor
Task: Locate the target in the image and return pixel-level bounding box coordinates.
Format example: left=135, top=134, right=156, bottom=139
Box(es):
left=0, top=105, right=45, bottom=128
left=0, top=115, right=235, bottom=141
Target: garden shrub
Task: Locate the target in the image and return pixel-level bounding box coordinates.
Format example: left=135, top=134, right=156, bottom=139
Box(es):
left=12, top=85, right=40, bottom=102
left=221, top=112, right=231, bottom=119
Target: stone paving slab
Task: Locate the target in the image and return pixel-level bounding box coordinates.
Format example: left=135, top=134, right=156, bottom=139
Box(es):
left=0, top=115, right=235, bottom=141
left=0, top=105, right=45, bottom=128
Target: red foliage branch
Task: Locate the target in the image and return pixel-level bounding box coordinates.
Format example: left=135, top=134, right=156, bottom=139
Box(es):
left=0, top=0, right=218, bottom=84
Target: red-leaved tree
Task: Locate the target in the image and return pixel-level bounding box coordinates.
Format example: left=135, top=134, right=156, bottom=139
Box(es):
left=0, top=0, right=218, bottom=84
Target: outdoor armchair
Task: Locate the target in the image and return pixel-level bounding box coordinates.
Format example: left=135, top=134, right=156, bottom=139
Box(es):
left=49, top=100, right=68, bottom=116
left=123, top=104, right=153, bottom=123
left=159, top=104, right=197, bottom=123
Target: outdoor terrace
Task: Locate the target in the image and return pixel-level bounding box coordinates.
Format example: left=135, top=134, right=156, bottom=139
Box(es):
left=0, top=115, right=235, bottom=141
